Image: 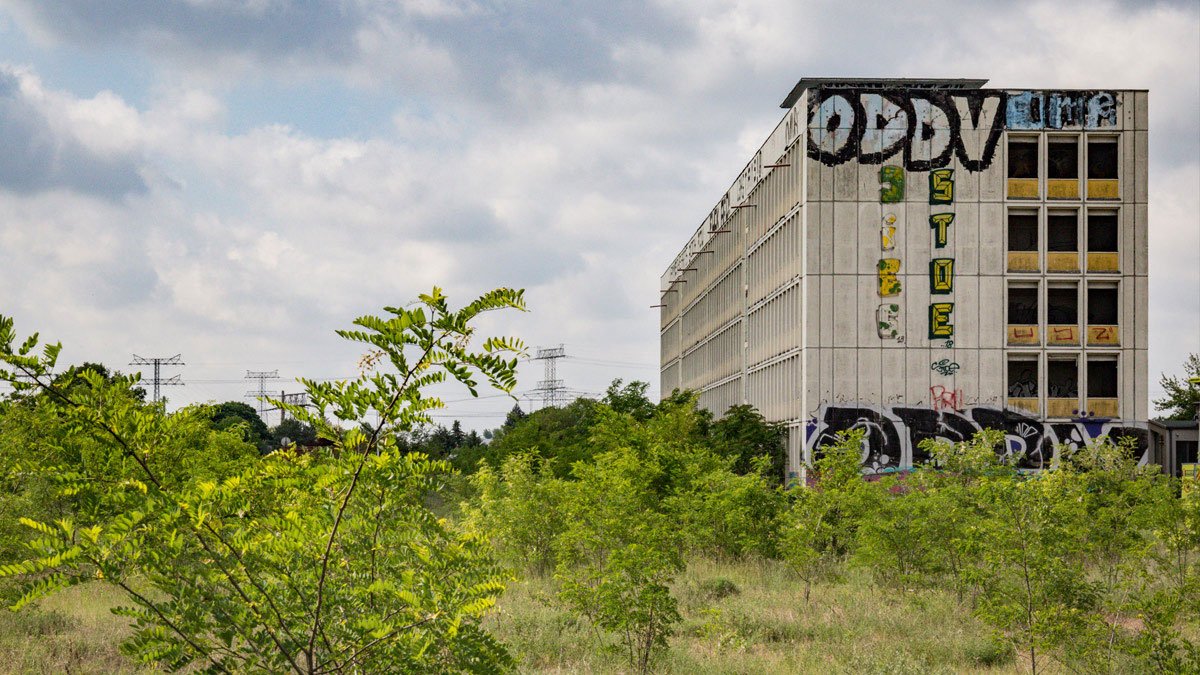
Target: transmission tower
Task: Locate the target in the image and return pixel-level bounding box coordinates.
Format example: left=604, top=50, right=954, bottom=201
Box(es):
left=129, top=354, right=184, bottom=404
left=245, top=370, right=281, bottom=419
left=264, top=391, right=312, bottom=426
left=531, top=345, right=567, bottom=409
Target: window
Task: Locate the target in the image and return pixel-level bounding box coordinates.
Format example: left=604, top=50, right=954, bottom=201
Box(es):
left=1087, top=212, right=1119, bottom=252
left=1048, top=286, right=1078, bottom=325
left=1087, top=287, right=1119, bottom=324
left=1048, top=360, right=1079, bottom=398
left=1008, top=138, right=1038, bottom=179
left=1008, top=359, right=1038, bottom=397
left=1008, top=286, right=1038, bottom=324
left=1048, top=211, right=1078, bottom=251
left=1008, top=212, right=1038, bottom=251
left=1087, top=139, right=1119, bottom=179
left=1087, top=359, right=1118, bottom=397
left=1048, top=137, right=1079, bottom=179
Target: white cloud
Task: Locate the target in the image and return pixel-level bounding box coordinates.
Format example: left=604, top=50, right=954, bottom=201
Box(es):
left=0, top=0, right=1195, bottom=429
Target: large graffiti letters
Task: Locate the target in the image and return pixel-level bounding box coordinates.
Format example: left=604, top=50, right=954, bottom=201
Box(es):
left=805, top=405, right=1148, bottom=475
left=808, top=90, right=1004, bottom=171
left=807, top=89, right=1118, bottom=171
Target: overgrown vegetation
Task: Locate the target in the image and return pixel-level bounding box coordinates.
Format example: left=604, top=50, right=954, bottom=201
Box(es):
left=1, top=293, right=1198, bottom=673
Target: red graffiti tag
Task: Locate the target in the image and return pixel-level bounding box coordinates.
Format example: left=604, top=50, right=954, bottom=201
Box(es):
left=930, top=385, right=965, bottom=412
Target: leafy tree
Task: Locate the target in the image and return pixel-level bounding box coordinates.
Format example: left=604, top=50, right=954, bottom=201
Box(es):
left=1154, top=352, right=1200, bottom=420
left=779, top=431, right=871, bottom=601
left=556, top=446, right=683, bottom=674
left=268, top=417, right=318, bottom=449
left=601, top=379, right=656, bottom=421
left=206, top=401, right=272, bottom=452
left=483, top=397, right=600, bottom=476
left=0, top=287, right=527, bottom=673
left=971, top=470, right=1098, bottom=675
left=53, top=362, right=148, bottom=402
left=466, top=453, right=565, bottom=576
left=707, top=404, right=787, bottom=482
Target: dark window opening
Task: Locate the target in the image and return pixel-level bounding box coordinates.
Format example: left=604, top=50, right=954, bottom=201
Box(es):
left=1087, top=360, right=1118, bottom=397
left=1008, top=360, right=1038, bottom=397
left=1087, top=140, right=1118, bottom=179
left=1048, top=139, right=1079, bottom=179
left=1087, top=213, right=1119, bottom=252
left=1048, top=212, right=1078, bottom=251
left=1008, top=140, right=1038, bottom=179
left=1048, top=287, right=1078, bottom=324
left=1087, top=287, right=1119, bottom=324
left=1008, top=287, right=1038, bottom=324
left=1008, top=213, right=1038, bottom=251
left=1048, top=360, right=1079, bottom=398
left=1179, top=441, right=1199, bottom=469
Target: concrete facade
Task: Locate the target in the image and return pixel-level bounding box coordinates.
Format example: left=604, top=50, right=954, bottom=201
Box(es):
left=658, top=79, right=1150, bottom=479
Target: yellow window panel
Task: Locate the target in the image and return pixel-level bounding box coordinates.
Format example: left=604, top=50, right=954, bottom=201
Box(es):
left=1047, top=178, right=1080, bottom=199
left=1087, top=179, right=1120, bottom=200
left=1047, top=252, right=1080, bottom=272
left=1007, top=178, right=1039, bottom=199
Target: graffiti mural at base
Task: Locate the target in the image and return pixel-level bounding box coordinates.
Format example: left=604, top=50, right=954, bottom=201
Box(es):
left=805, top=404, right=1148, bottom=475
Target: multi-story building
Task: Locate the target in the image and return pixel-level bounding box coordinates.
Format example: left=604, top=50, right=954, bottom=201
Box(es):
left=658, top=78, right=1153, bottom=480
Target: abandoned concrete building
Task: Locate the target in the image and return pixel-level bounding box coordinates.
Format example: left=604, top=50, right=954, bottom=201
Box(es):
left=656, top=78, right=1166, bottom=480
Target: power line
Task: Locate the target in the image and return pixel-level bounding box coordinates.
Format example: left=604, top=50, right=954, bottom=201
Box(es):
left=130, top=354, right=184, bottom=404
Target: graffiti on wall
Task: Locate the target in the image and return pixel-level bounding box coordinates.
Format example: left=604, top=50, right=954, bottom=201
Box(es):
left=806, top=89, right=1120, bottom=171
left=929, top=213, right=954, bottom=248
left=931, top=359, right=960, bottom=376
left=879, top=166, right=905, bottom=203
left=881, top=214, right=898, bottom=250
left=929, top=168, right=955, bottom=204
left=805, top=404, right=1149, bottom=474
left=877, top=303, right=901, bottom=340
left=877, top=165, right=905, bottom=340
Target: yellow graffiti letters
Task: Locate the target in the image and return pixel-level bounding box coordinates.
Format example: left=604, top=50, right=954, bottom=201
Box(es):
left=929, top=168, right=954, bottom=204
left=930, top=258, right=955, bottom=294
left=877, top=258, right=902, bottom=297
left=929, top=302, right=955, bottom=339
left=929, top=212, right=954, bottom=248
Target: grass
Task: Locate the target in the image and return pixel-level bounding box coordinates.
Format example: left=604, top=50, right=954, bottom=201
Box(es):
left=0, top=582, right=146, bottom=674
left=486, top=557, right=1020, bottom=674
left=2, top=560, right=1191, bottom=673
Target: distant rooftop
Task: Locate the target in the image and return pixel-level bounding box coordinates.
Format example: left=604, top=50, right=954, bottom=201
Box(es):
left=780, top=77, right=989, bottom=109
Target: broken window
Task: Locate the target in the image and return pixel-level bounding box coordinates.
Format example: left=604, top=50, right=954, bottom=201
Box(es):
left=1087, top=287, right=1119, bottom=324
left=1087, top=212, right=1119, bottom=252
left=1048, top=360, right=1079, bottom=398
left=1048, top=137, right=1079, bottom=179
left=1048, top=211, right=1078, bottom=251
left=1048, top=286, right=1078, bottom=324
left=1087, top=139, right=1119, bottom=179
left=1008, top=212, right=1038, bottom=251
left=1087, top=359, right=1118, bottom=398
left=1008, top=286, right=1038, bottom=324
left=1007, top=359, right=1038, bottom=398
left=1008, top=138, right=1038, bottom=179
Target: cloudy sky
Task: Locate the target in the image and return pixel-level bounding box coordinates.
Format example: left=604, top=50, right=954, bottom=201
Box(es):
left=0, top=0, right=1196, bottom=429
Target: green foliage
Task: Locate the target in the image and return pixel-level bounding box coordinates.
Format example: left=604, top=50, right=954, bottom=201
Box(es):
left=205, top=401, right=272, bottom=452
left=466, top=454, right=566, bottom=576
left=707, top=404, right=787, bottom=482
left=0, top=287, right=527, bottom=673
left=556, top=447, right=684, bottom=674
left=779, top=430, right=873, bottom=601
left=601, top=379, right=656, bottom=421
left=482, top=398, right=601, bottom=476
left=1153, top=352, right=1200, bottom=420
